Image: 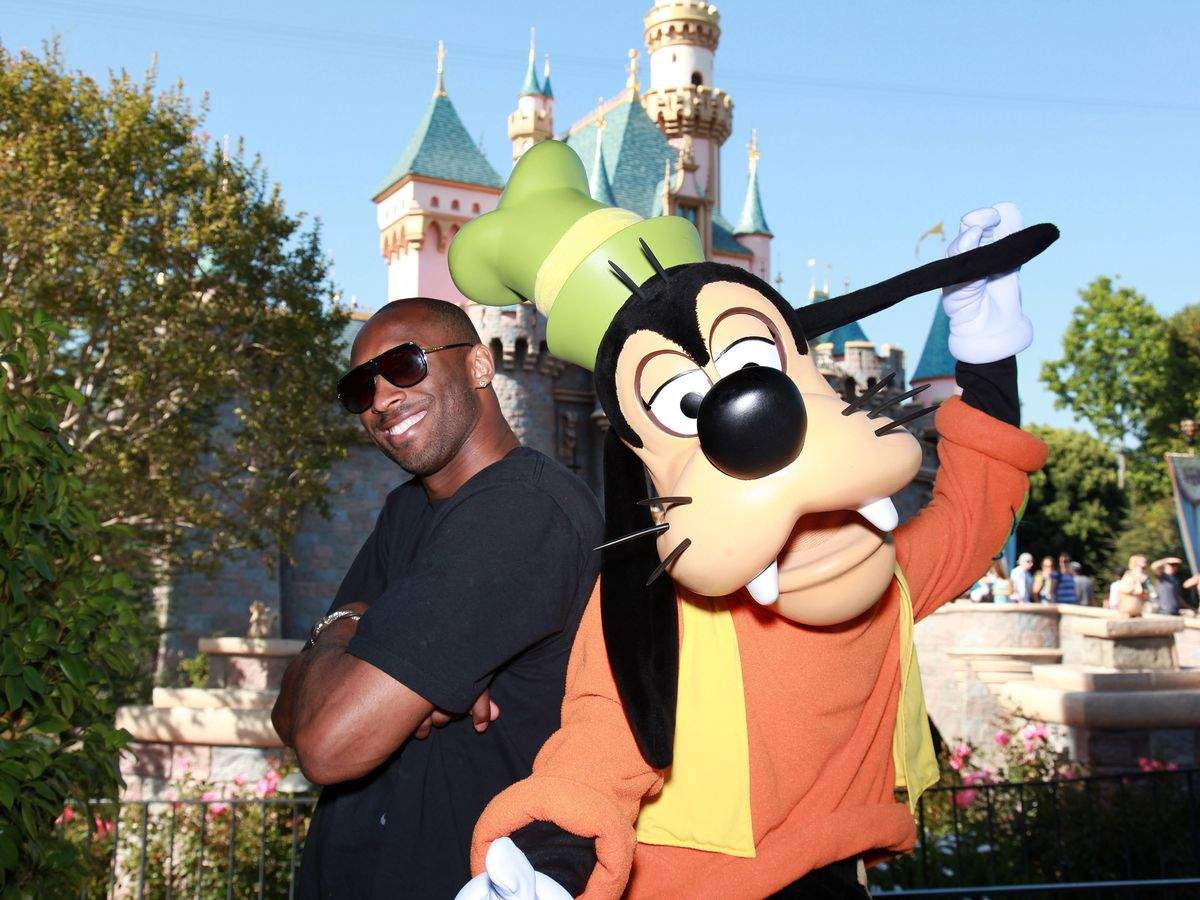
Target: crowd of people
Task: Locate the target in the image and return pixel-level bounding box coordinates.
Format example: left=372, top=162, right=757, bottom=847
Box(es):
left=967, top=550, right=1199, bottom=616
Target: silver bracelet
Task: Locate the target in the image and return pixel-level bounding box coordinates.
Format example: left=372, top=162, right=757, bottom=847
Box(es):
left=308, top=609, right=362, bottom=647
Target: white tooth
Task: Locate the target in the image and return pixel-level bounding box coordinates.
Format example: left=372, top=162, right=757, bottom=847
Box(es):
left=745, top=560, right=779, bottom=606
left=857, top=497, right=899, bottom=533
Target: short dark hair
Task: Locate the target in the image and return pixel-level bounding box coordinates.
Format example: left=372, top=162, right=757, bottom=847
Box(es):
left=364, top=297, right=481, bottom=347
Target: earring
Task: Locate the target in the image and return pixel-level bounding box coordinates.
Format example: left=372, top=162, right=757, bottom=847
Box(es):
left=478, top=380, right=487, bottom=387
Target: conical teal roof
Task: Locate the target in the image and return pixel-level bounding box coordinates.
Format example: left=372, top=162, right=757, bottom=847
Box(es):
left=565, top=100, right=677, bottom=217
left=520, top=56, right=542, bottom=96
left=373, top=94, right=502, bottom=198
left=589, top=131, right=617, bottom=206
left=542, top=71, right=554, bottom=99
left=734, top=164, right=771, bottom=236
left=912, top=301, right=956, bottom=381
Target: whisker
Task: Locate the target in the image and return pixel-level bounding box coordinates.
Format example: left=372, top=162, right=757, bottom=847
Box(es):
left=636, top=496, right=693, bottom=509
left=595, top=523, right=668, bottom=552
left=875, top=405, right=939, bottom=436
left=609, top=260, right=645, bottom=299
left=639, top=238, right=669, bottom=282
left=645, top=538, right=691, bottom=586
left=867, top=383, right=932, bottom=419
left=842, top=371, right=896, bottom=415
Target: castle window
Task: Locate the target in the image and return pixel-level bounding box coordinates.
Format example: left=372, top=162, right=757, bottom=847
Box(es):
left=451, top=199, right=460, bottom=211
left=691, top=71, right=703, bottom=86
left=431, top=196, right=440, bottom=208
left=472, top=202, right=481, bottom=214
left=677, top=204, right=698, bottom=226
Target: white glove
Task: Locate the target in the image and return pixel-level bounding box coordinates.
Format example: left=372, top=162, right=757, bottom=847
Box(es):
left=455, top=837, right=574, bottom=900
left=941, top=202, right=1033, bottom=364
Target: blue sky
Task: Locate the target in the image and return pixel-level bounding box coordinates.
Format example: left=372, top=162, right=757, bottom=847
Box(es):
left=5, top=0, right=1198, bottom=427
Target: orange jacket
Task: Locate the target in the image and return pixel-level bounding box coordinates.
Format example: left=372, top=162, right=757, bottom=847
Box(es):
left=472, top=397, right=1047, bottom=898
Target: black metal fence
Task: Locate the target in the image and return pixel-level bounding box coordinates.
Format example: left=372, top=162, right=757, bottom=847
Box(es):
left=875, top=767, right=1200, bottom=898
left=77, top=768, right=1200, bottom=898
left=76, top=795, right=317, bottom=899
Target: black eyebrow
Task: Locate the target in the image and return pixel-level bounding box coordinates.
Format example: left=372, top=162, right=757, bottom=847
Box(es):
left=713, top=335, right=774, bottom=363
left=644, top=367, right=702, bottom=409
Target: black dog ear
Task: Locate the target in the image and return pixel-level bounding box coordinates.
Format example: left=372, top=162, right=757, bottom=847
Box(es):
left=600, top=429, right=678, bottom=770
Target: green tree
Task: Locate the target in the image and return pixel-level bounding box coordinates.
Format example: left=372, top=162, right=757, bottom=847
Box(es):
left=1040, top=277, right=1172, bottom=493
left=0, top=42, right=356, bottom=577
left=0, top=309, right=154, bottom=896
left=1018, top=425, right=1127, bottom=569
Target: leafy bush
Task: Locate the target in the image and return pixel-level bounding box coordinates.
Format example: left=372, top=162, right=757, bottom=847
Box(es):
left=0, top=309, right=156, bottom=896
left=68, top=761, right=315, bottom=898
left=874, top=714, right=1197, bottom=893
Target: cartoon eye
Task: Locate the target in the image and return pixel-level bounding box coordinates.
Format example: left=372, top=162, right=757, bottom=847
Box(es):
left=714, top=336, right=783, bottom=378
left=645, top=368, right=712, bottom=436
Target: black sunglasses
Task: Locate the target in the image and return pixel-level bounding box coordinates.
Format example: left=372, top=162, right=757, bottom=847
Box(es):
left=337, top=341, right=475, bottom=414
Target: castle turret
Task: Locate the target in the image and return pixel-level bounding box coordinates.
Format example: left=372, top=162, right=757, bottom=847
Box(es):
left=733, top=130, right=772, bottom=281
left=641, top=1, right=733, bottom=210
left=588, top=105, right=618, bottom=206
left=508, top=29, right=554, bottom=166
left=372, top=42, right=503, bottom=304
left=911, top=302, right=960, bottom=404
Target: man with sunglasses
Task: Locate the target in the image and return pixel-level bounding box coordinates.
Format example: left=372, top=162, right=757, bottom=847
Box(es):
left=272, top=298, right=602, bottom=899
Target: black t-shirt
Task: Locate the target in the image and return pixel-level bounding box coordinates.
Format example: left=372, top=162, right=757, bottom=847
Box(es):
left=299, top=448, right=602, bottom=899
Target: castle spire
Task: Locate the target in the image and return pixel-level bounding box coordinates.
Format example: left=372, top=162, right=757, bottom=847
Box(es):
left=542, top=53, right=554, bottom=99
left=589, top=101, right=617, bottom=206
left=520, top=27, right=542, bottom=96
left=434, top=40, right=448, bottom=98
left=735, top=129, right=772, bottom=236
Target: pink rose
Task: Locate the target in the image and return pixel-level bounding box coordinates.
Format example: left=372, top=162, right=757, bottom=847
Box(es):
left=234, top=773, right=248, bottom=786
left=93, top=818, right=115, bottom=838
left=54, top=807, right=76, bottom=825
left=994, top=732, right=1011, bottom=747
left=949, top=755, right=965, bottom=771
left=954, top=788, right=978, bottom=809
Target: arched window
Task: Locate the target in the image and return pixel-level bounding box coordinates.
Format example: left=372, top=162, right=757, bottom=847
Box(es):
left=691, top=71, right=703, bottom=86
left=472, top=202, right=481, bottom=214
left=430, top=196, right=440, bottom=208
left=451, top=199, right=460, bottom=211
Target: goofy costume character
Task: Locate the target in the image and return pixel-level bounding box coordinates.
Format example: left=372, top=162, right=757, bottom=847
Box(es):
left=448, top=141, right=1054, bottom=899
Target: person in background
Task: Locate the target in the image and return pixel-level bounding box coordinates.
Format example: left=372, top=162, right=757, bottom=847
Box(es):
left=1117, top=554, right=1151, bottom=617
left=1107, top=566, right=1126, bottom=610
left=1069, top=561, right=1095, bottom=605
left=1032, top=555, right=1058, bottom=603
left=1011, top=552, right=1035, bottom=603
left=985, top=559, right=1014, bottom=603
left=1054, top=552, right=1078, bottom=604
left=1150, top=556, right=1186, bottom=615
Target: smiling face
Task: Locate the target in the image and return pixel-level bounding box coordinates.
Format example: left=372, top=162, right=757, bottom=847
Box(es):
left=605, top=272, right=923, bottom=625
left=350, top=306, right=481, bottom=477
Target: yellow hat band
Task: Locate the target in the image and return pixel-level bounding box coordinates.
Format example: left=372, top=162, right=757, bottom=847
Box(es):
left=534, top=207, right=643, bottom=318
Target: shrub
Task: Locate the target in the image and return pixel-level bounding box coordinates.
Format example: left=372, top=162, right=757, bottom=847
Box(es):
left=0, top=309, right=156, bottom=896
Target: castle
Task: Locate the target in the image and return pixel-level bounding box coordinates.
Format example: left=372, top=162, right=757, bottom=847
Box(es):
left=162, top=0, right=957, bottom=659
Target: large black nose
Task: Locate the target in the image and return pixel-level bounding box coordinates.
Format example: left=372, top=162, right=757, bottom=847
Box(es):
left=696, top=366, right=807, bottom=480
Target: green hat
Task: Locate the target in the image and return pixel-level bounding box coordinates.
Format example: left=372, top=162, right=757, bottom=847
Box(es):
left=449, top=140, right=704, bottom=371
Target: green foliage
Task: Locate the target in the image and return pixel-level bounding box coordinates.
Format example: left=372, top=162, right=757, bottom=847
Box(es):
left=177, top=652, right=209, bottom=689
left=1019, top=425, right=1126, bottom=568
left=1112, top=496, right=1186, bottom=575
left=0, top=308, right=155, bottom=897
left=0, top=42, right=357, bottom=576
left=1040, top=276, right=1172, bottom=455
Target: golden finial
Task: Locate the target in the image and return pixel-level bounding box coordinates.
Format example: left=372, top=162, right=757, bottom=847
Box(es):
left=596, top=97, right=607, bottom=132
left=626, top=48, right=640, bottom=100
left=775, top=272, right=784, bottom=290
left=434, top=40, right=447, bottom=97
left=747, top=129, right=760, bottom=174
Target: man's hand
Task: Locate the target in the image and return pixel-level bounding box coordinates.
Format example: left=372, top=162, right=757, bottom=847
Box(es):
left=454, top=838, right=572, bottom=900
left=942, top=202, right=1034, bottom=364
left=413, top=688, right=500, bottom=739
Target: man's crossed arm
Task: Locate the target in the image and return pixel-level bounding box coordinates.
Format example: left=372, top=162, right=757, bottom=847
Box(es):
left=271, top=601, right=497, bottom=785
